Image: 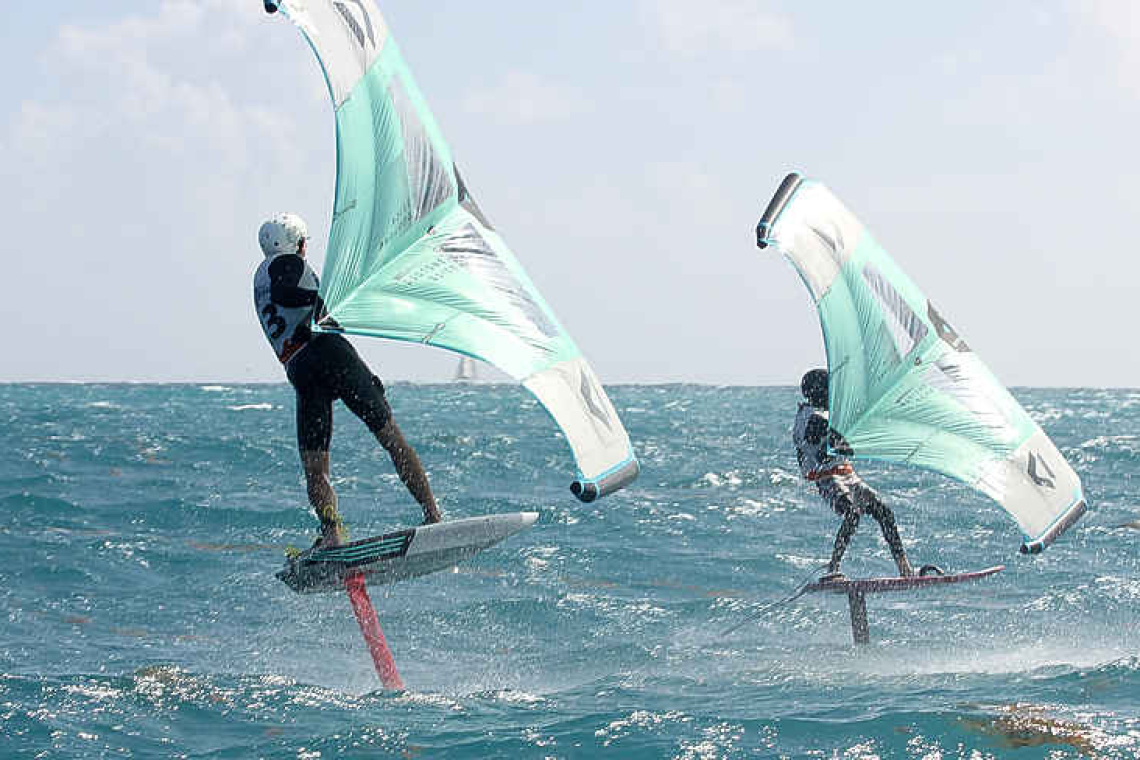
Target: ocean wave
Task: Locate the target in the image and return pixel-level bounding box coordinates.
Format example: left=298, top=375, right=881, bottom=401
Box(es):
left=2, top=384, right=1138, bottom=759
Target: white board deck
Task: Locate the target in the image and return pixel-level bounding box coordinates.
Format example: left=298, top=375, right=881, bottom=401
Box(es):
left=803, top=565, right=1005, bottom=595
left=277, top=512, right=538, bottom=594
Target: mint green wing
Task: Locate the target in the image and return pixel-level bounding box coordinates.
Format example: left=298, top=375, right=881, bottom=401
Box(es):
left=271, top=1, right=637, bottom=500
left=757, top=173, right=1085, bottom=552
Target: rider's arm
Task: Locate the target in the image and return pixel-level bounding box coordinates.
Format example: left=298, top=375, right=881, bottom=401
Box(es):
left=806, top=412, right=854, bottom=455
left=268, top=255, right=318, bottom=307
left=828, top=428, right=854, bottom=456
left=313, top=295, right=341, bottom=331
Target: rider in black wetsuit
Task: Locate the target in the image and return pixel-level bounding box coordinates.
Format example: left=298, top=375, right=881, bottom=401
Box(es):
left=794, top=369, right=912, bottom=580
left=254, top=213, right=442, bottom=547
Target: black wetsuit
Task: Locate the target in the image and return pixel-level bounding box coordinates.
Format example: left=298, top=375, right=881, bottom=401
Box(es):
left=793, top=403, right=909, bottom=573
left=253, top=253, right=391, bottom=452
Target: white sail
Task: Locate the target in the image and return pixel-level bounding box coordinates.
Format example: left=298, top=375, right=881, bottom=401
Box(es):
left=757, top=173, right=1087, bottom=553
left=265, top=0, right=638, bottom=501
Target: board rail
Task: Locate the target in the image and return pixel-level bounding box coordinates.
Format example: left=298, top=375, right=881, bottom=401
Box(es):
left=804, top=565, right=1006, bottom=644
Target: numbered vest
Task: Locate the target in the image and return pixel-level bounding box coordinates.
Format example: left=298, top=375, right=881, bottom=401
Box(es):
left=253, top=254, right=319, bottom=364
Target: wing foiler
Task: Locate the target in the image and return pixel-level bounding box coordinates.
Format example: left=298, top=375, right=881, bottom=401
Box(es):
left=264, top=0, right=638, bottom=501
left=756, top=173, right=1086, bottom=553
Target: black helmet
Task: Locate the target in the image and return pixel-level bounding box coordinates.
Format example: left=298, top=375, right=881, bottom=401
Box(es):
left=801, top=368, right=829, bottom=408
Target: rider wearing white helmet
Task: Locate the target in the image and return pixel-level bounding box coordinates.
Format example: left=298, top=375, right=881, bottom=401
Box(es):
left=253, top=213, right=442, bottom=547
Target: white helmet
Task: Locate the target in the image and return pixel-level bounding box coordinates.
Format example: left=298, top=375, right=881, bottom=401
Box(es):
left=258, top=213, right=309, bottom=257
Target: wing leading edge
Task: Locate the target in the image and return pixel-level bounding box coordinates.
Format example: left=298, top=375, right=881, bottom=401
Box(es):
left=270, top=0, right=638, bottom=500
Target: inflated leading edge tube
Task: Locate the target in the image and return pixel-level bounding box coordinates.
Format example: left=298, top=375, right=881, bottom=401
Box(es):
left=755, top=171, right=804, bottom=250
left=264, top=1, right=279, bottom=12
left=1019, top=499, right=1088, bottom=554
left=570, top=458, right=640, bottom=503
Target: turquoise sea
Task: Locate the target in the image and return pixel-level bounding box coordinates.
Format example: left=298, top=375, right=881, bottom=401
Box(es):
left=2, top=383, right=1138, bottom=758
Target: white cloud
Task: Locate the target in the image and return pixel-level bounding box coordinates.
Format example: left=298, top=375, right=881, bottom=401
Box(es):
left=641, top=0, right=793, bottom=55
left=1, top=0, right=332, bottom=382
left=462, top=70, right=590, bottom=125
left=1081, top=0, right=1140, bottom=33
left=6, top=0, right=316, bottom=185
left=1074, top=0, right=1140, bottom=96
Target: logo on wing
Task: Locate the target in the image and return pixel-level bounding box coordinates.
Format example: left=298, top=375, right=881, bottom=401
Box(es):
left=1027, top=452, right=1056, bottom=489
left=333, top=0, right=376, bottom=50
left=928, top=302, right=970, bottom=352
left=580, top=370, right=614, bottom=433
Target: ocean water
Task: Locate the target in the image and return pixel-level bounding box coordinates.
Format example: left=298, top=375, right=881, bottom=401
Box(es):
left=2, top=383, right=1138, bottom=759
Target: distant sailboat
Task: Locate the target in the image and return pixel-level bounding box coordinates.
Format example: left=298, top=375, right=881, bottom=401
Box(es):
left=453, top=356, right=476, bottom=383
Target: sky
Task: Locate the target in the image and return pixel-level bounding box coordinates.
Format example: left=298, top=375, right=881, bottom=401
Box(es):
left=2, top=1, right=1139, bottom=386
